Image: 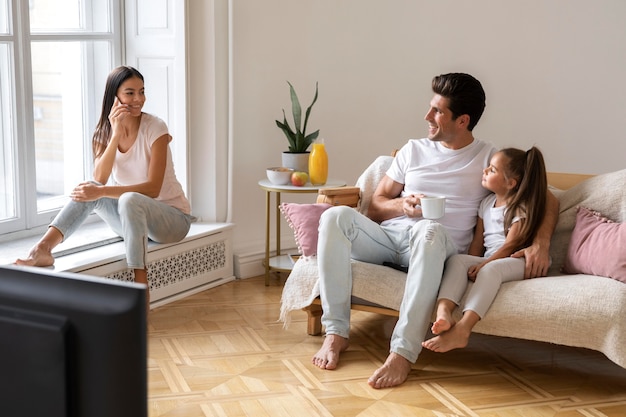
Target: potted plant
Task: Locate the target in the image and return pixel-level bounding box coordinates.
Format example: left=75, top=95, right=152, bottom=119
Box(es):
left=276, top=81, right=319, bottom=172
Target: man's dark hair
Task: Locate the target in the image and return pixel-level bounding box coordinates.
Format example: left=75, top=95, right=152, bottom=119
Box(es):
left=432, top=73, right=486, bottom=131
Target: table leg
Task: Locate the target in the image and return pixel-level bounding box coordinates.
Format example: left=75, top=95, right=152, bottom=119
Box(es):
left=276, top=192, right=281, bottom=256
left=264, top=190, right=271, bottom=286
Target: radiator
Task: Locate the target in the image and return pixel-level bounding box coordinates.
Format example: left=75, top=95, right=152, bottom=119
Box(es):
left=65, top=223, right=235, bottom=306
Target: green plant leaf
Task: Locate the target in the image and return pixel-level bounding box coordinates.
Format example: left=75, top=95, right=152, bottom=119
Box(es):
left=279, top=110, right=293, bottom=134
left=305, top=130, right=320, bottom=144
left=275, top=81, right=319, bottom=152
left=276, top=115, right=297, bottom=151
left=288, top=81, right=302, bottom=134
left=302, top=82, right=318, bottom=139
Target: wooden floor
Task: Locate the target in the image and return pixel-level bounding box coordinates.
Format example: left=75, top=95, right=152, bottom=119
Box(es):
left=147, top=275, right=626, bottom=416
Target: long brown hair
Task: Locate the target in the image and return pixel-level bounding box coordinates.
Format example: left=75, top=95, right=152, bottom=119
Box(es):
left=92, top=66, right=144, bottom=159
left=499, top=146, right=548, bottom=251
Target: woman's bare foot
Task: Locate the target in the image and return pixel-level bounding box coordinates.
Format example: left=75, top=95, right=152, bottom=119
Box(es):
left=422, top=323, right=471, bottom=352
left=368, top=352, right=412, bottom=389
left=14, top=227, right=62, bottom=267
left=311, top=334, right=349, bottom=370
left=14, top=243, right=55, bottom=267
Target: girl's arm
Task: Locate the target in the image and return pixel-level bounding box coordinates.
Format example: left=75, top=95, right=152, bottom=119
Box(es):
left=72, top=135, right=169, bottom=202
left=467, top=217, right=485, bottom=257
left=468, top=220, right=523, bottom=280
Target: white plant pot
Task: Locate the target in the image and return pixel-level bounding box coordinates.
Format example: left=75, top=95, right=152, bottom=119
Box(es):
left=281, top=152, right=310, bottom=174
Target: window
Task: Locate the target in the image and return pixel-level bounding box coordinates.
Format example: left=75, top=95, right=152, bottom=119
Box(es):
left=0, top=0, right=121, bottom=236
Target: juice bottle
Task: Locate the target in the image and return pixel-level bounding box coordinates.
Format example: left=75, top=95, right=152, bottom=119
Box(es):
left=308, top=138, right=328, bottom=185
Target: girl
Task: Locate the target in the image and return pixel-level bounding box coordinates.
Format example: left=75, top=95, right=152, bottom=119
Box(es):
left=422, top=147, right=548, bottom=352
left=16, top=66, right=192, bottom=308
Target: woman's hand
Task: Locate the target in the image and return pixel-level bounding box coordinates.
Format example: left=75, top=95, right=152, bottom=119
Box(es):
left=108, top=97, right=130, bottom=134
left=70, top=182, right=103, bottom=202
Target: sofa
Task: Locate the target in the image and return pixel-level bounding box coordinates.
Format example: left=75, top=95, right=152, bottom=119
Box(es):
left=279, top=155, right=626, bottom=369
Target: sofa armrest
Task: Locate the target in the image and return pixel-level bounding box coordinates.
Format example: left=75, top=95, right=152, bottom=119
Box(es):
left=316, top=186, right=361, bottom=207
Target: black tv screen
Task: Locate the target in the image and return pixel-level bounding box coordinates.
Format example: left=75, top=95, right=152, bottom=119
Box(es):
left=0, top=265, right=147, bottom=417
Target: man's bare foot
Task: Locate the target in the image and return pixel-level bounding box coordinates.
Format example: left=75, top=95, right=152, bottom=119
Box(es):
left=422, top=324, right=470, bottom=353
left=14, top=244, right=55, bottom=267
left=311, top=334, right=349, bottom=370
left=368, top=352, right=412, bottom=389
left=430, top=315, right=455, bottom=335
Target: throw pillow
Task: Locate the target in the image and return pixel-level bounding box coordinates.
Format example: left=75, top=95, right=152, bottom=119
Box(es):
left=547, top=168, right=626, bottom=276
left=279, top=203, right=332, bottom=257
left=562, top=206, right=625, bottom=283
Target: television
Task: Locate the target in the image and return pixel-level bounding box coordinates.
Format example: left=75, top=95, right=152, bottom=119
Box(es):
left=0, top=264, right=147, bottom=417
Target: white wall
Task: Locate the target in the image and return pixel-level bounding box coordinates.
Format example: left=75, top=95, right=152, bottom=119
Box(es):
left=189, top=1, right=626, bottom=277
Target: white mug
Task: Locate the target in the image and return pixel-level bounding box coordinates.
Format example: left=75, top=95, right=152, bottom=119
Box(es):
left=421, top=196, right=446, bottom=219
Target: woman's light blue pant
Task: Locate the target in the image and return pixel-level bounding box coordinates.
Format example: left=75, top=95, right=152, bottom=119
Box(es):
left=317, top=206, right=458, bottom=363
left=50, top=192, right=191, bottom=269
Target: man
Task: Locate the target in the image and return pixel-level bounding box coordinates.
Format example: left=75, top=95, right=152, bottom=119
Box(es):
left=311, top=73, right=558, bottom=389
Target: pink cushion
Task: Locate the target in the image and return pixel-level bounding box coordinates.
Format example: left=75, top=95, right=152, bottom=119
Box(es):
left=279, top=203, right=332, bottom=257
left=562, top=207, right=626, bottom=283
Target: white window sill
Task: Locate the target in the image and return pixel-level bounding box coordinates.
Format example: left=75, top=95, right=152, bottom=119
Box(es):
left=0, top=221, right=120, bottom=266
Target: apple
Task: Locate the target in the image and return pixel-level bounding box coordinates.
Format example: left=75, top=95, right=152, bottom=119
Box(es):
left=291, top=171, right=308, bottom=186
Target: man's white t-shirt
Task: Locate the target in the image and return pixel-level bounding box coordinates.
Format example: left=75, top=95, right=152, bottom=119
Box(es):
left=383, top=138, right=496, bottom=253
left=112, top=113, right=191, bottom=214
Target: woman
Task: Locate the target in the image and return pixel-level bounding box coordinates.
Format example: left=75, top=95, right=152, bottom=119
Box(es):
left=16, top=66, right=192, bottom=307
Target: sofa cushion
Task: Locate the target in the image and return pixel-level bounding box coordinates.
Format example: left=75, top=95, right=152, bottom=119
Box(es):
left=280, top=202, right=332, bottom=257
left=548, top=168, right=626, bottom=276
left=562, top=207, right=625, bottom=283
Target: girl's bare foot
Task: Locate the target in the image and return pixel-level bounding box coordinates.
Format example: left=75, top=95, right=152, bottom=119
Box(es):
left=422, top=323, right=471, bottom=352
left=431, top=300, right=457, bottom=335
left=368, top=352, right=412, bottom=389
left=430, top=316, right=455, bottom=335
left=14, top=243, right=55, bottom=267
left=311, top=334, right=349, bottom=370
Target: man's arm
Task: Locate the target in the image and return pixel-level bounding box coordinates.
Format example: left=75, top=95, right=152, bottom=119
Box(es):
left=511, top=190, right=560, bottom=278
left=467, top=218, right=485, bottom=257
left=367, top=175, right=422, bottom=223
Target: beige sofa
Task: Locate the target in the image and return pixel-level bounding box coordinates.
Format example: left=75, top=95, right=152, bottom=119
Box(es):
left=279, top=156, right=626, bottom=369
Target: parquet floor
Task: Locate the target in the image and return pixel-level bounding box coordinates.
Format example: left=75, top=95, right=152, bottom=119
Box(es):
left=147, top=275, right=626, bottom=416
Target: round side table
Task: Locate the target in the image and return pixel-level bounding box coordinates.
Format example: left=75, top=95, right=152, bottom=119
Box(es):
left=258, top=179, right=346, bottom=285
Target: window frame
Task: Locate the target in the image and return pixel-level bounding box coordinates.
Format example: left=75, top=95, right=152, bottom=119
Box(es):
left=0, top=0, right=122, bottom=239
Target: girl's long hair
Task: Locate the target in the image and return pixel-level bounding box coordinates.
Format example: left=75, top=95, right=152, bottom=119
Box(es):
left=500, top=146, right=548, bottom=251
left=92, top=66, right=144, bottom=159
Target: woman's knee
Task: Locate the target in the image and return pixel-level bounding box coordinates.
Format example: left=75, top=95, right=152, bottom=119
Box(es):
left=118, top=192, right=148, bottom=216
left=119, top=191, right=142, bottom=204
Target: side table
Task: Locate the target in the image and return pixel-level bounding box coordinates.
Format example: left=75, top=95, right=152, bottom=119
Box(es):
left=258, top=179, right=346, bottom=286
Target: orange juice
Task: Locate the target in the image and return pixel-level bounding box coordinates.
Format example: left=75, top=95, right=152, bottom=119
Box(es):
left=308, top=139, right=328, bottom=185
